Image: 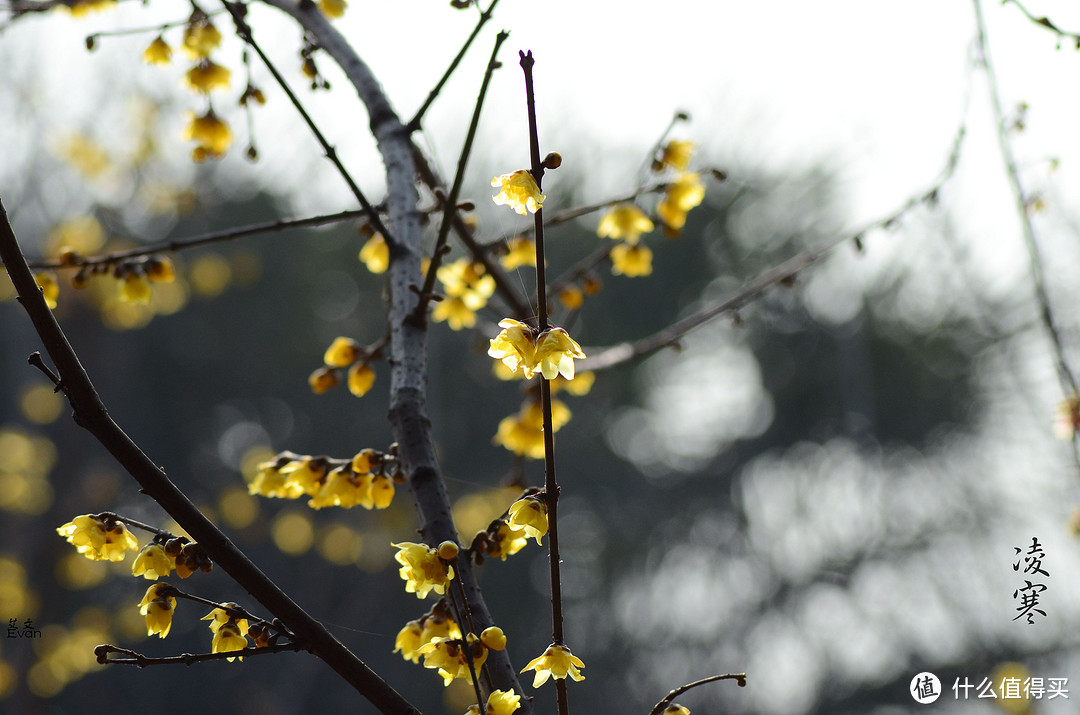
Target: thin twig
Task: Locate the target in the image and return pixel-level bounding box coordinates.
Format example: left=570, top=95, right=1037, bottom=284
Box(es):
left=96, top=642, right=306, bottom=667
left=12, top=209, right=369, bottom=271
left=412, top=30, right=510, bottom=324
left=221, top=1, right=392, bottom=241
left=406, top=0, right=501, bottom=132
left=1004, top=0, right=1080, bottom=43
left=973, top=0, right=1079, bottom=400
left=647, top=673, right=747, bottom=715
left=519, top=48, right=570, bottom=715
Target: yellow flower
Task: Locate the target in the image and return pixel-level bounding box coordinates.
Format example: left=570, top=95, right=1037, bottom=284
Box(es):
left=138, top=583, right=175, bottom=638
left=120, top=273, right=152, bottom=304
left=661, top=705, right=691, bottom=715
left=184, top=110, right=232, bottom=159
left=249, top=458, right=290, bottom=498
left=394, top=620, right=425, bottom=663
left=494, top=400, right=571, bottom=459
left=308, top=366, right=339, bottom=394
left=65, top=0, right=114, bottom=16
left=371, top=473, right=395, bottom=509
left=610, top=243, right=653, bottom=277
left=520, top=644, right=585, bottom=687
left=347, top=363, right=376, bottom=397
left=485, top=690, right=522, bottom=715
left=280, top=457, right=329, bottom=497
left=393, top=542, right=455, bottom=599
left=488, top=319, right=536, bottom=376
left=500, top=237, right=536, bottom=270
left=432, top=297, right=479, bottom=331
left=57, top=515, right=139, bottom=561
left=480, top=626, right=507, bottom=652
left=131, top=543, right=173, bottom=580
left=507, top=495, right=549, bottom=545
left=488, top=520, right=529, bottom=560
left=324, top=337, right=361, bottom=368
left=417, top=634, right=488, bottom=686
left=185, top=59, right=232, bottom=94
left=34, top=271, right=60, bottom=309
left=146, top=256, right=176, bottom=282
left=421, top=611, right=462, bottom=645
left=659, top=140, right=695, bottom=172
left=143, top=36, right=172, bottom=65
left=359, top=233, right=389, bottom=273
left=657, top=172, right=705, bottom=234
left=553, top=370, right=595, bottom=396
left=558, top=285, right=584, bottom=311
left=433, top=259, right=496, bottom=330
left=202, top=605, right=249, bottom=635
left=212, top=622, right=248, bottom=661
left=534, top=328, right=586, bottom=380
left=182, top=18, right=222, bottom=60
left=318, top=0, right=347, bottom=18
left=309, top=466, right=373, bottom=509
left=491, top=170, right=545, bottom=215
left=597, top=204, right=654, bottom=244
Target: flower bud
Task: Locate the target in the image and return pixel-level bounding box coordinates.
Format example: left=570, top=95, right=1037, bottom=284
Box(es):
left=542, top=152, right=562, bottom=170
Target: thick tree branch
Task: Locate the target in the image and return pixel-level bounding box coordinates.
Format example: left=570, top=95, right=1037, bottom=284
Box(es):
left=0, top=198, right=420, bottom=715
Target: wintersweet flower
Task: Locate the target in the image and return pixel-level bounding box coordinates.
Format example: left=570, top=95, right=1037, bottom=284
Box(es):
left=182, top=18, right=222, bottom=60
left=202, top=604, right=249, bottom=635
left=371, top=473, right=395, bottom=509
left=393, top=542, right=455, bottom=599
left=57, top=515, right=139, bottom=561
left=249, top=458, right=290, bottom=498
left=324, top=337, right=361, bottom=368
left=417, top=633, right=488, bottom=685
left=212, top=621, right=248, bottom=661
left=433, top=259, right=496, bottom=331
left=309, top=465, right=373, bottom=509
left=34, top=272, right=59, bottom=309
left=610, top=243, right=653, bottom=277
left=657, top=172, right=705, bottom=233
left=491, top=170, right=545, bottom=215
left=359, top=233, right=389, bottom=273
left=508, top=495, right=549, bottom=545
left=520, top=644, right=585, bottom=687
left=488, top=521, right=528, bottom=561
left=420, top=609, right=462, bottom=644
left=394, top=620, right=425, bottom=663
left=347, top=363, right=376, bottom=397
left=488, top=319, right=536, bottom=376
left=143, top=36, right=172, bottom=65
left=480, top=626, right=507, bottom=651
left=279, top=457, right=328, bottom=497
left=597, top=204, right=654, bottom=244
left=494, top=400, right=571, bottom=459
left=131, top=543, right=173, bottom=580
left=500, top=236, right=536, bottom=270
left=138, top=583, right=175, bottom=638
left=534, top=328, right=586, bottom=380
left=659, top=140, right=695, bottom=172
left=184, top=110, right=232, bottom=160
left=120, top=273, right=152, bottom=304
left=308, top=366, right=339, bottom=395
left=484, top=690, right=522, bottom=715
left=184, top=59, right=232, bottom=94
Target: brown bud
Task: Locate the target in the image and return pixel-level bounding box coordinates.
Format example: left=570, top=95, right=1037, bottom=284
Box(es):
left=542, top=152, right=562, bottom=170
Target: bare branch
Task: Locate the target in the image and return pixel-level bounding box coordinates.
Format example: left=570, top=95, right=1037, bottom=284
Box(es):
left=647, top=673, right=747, bottom=715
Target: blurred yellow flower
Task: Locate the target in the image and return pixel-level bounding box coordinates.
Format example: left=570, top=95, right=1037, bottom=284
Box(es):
left=184, top=110, right=232, bottom=160
left=597, top=204, right=654, bottom=244
left=318, top=0, right=347, bottom=18
left=359, top=233, right=389, bottom=273
left=185, top=60, right=231, bottom=94
left=34, top=272, right=60, bottom=309
left=142, top=36, right=172, bottom=65
left=657, top=172, right=705, bottom=234
left=659, top=140, right=695, bottom=172
left=347, top=363, right=376, bottom=397
left=324, top=337, right=362, bottom=368
left=610, top=243, right=653, bottom=277
left=500, top=237, right=536, bottom=270
left=521, top=644, right=585, bottom=687
left=182, top=18, right=222, bottom=60
left=491, top=170, right=544, bottom=215
left=308, top=366, right=339, bottom=394
left=120, top=273, right=152, bottom=304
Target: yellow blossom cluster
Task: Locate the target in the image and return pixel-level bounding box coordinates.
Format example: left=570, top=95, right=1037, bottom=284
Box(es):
left=488, top=319, right=586, bottom=381
left=248, top=450, right=397, bottom=511
left=433, top=259, right=496, bottom=330
left=491, top=170, right=545, bottom=215
left=521, top=643, right=585, bottom=688
left=309, top=336, right=377, bottom=397
left=394, top=601, right=463, bottom=664
left=392, top=541, right=455, bottom=599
